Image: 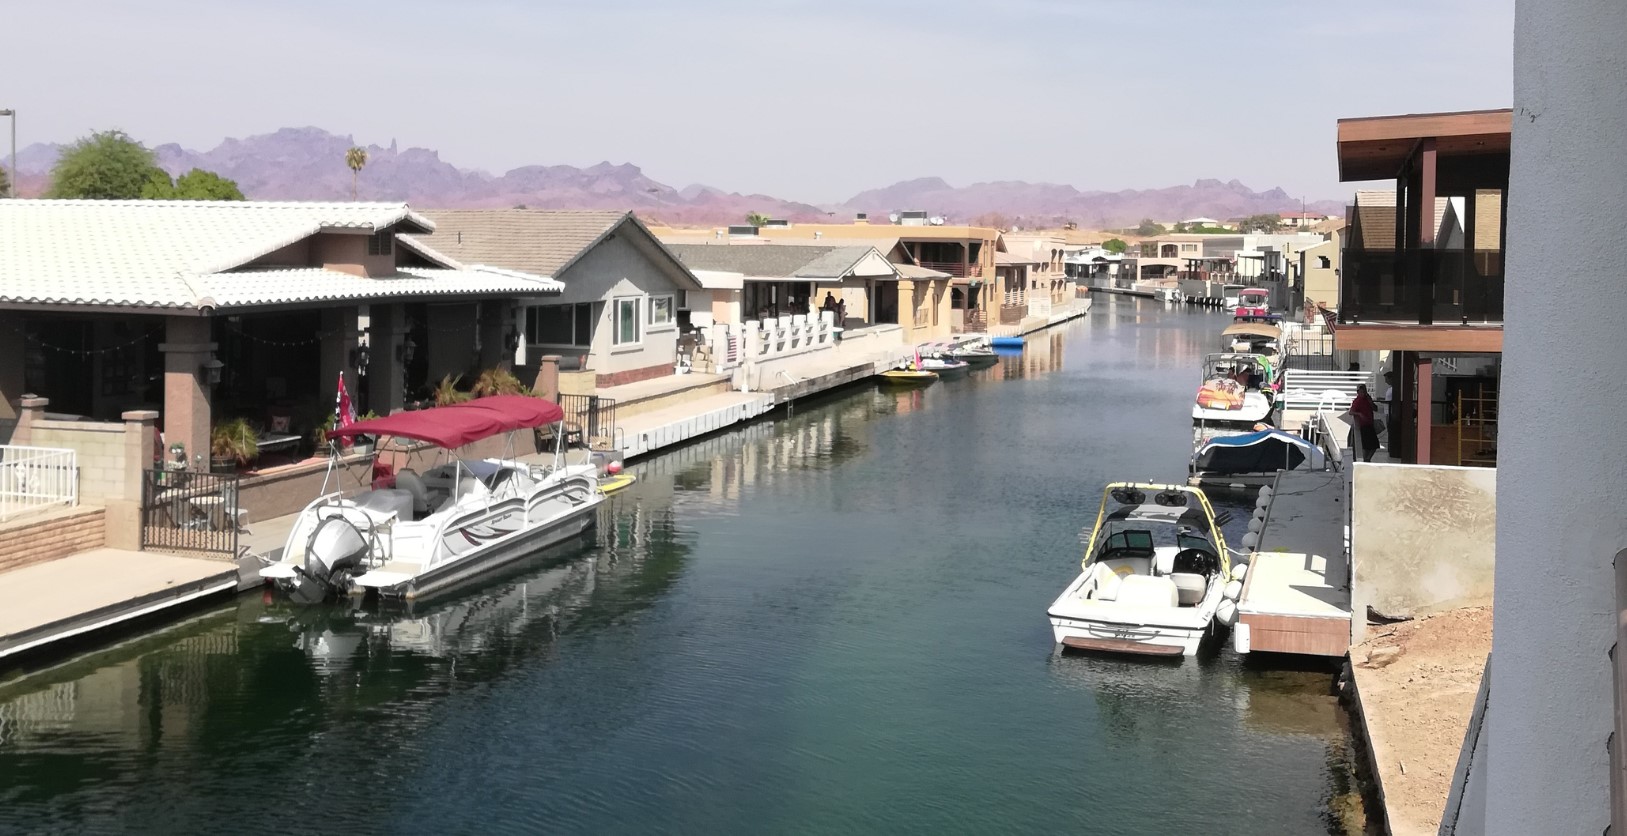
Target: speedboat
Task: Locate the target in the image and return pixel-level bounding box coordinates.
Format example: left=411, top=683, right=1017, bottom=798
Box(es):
left=1192, top=352, right=1279, bottom=446
left=916, top=349, right=971, bottom=377
left=1220, top=322, right=1280, bottom=357
left=945, top=338, right=999, bottom=366
left=260, top=395, right=605, bottom=603
left=879, top=369, right=938, bottom=384
left=1047, top=483, right=1241, bottom=657
left=1189, top=428, right=1327, bottom=490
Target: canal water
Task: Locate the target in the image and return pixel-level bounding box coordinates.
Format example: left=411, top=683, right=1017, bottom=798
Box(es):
left=0, top=297, right=1362, bottom=835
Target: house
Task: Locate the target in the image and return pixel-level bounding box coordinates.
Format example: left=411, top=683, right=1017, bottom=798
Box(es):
left=663, top=243, right=904, bottom=331
left=1334, top=108, right=1510, bottom=467
left=1278, top=211, right=1327, bottom=229
left=1296, top=229, right=1342, bottom=312
left=0, top=198, right=561, bottom=536
left=1000, top=232, right=1075, bottom=315
left=413, top=210, right=703, bottom=389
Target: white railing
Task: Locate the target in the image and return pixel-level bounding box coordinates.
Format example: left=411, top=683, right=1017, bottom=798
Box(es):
left=0, top=445, right=79, bottom=521
left=712, top=312, right=836, bottom=372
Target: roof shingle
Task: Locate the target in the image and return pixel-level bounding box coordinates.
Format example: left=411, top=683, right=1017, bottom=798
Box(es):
left=664, top=243, right=889, bottom=280
left=412, top=210, right=629, bottom=277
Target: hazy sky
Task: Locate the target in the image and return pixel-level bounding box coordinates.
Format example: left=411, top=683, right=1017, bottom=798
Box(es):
left=6, top=0, right=1512, bottom=203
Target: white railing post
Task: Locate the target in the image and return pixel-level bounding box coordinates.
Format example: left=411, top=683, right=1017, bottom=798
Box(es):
left=0, top=445, right=79, bottom=521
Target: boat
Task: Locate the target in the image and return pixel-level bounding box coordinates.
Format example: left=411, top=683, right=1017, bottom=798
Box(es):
left=1047, top=483, right=1241, bottom=657
left=943, top=338, right=999, bottom=366
left=1220, top=322, right=1281, bottom=357
left=260, top=395, right=604, bottom=604
left=1192, top=352, right=1280, bottom=447
left=1220, top=284, right=1248, bottom=309
left=599, top=472, right=638, bottom=495
left=990, top=336, right=1025, bottom=349
left=879, top=369, right=938, bottom=384
left=916, top=349, right=971, bottom=377
left=1232, top=287, right=1278, bottom=322
left=1189, top=428, right=1327, bottom=490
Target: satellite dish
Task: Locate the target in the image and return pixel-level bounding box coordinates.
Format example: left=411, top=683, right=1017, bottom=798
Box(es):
left=888, top=212, right=901, bottom=224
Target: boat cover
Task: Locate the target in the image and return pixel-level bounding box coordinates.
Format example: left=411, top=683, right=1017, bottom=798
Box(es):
left=327, top=395, right=566, bottom=449
left=1221, top=322, right=1281, bottom=340
left=1193, top=429, right=1325, bottom=474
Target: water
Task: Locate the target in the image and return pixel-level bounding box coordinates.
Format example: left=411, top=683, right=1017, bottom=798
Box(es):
left=0, top=298, right=1362, bottom=835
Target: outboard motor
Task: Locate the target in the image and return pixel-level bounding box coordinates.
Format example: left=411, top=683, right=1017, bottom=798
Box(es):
left=298, top=515, right=371, bottom=601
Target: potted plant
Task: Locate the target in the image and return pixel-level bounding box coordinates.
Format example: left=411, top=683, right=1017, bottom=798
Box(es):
left=352, top=411, right=379, bottom=455
left=210, top=417, right=259, bottom=473
left=434, top=373, right=472, bottom=406
left=471, top=367, right=528, bottom=397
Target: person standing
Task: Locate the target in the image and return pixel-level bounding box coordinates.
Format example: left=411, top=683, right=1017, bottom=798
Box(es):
left=1351, top=383, right=1380, bottom=462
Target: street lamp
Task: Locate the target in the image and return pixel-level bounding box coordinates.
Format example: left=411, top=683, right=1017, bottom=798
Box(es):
left=0, top=110, right=13, bottom=198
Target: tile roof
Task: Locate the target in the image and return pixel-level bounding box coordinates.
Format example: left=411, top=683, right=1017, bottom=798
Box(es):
left=665, top=244, right=889, bottom=280
left=996, top=251, right=1040, bottom=265
left=1350, top=190, right=1449, bottom=250
left=894, top=263, right=951, bottom=280
left=208, top=267, right=562, bottom=308
left=0, top=199, right=472, bottom=311
left=413, top=210, right=628, bottom=277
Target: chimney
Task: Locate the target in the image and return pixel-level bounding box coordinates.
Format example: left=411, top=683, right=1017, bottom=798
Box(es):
left=855, top=212, right=869, bottom=224
left=814, top=231, right=822, bottom=239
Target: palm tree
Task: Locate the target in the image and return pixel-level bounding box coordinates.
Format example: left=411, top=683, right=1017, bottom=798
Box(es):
left=345, top=146, right=369, bottom=201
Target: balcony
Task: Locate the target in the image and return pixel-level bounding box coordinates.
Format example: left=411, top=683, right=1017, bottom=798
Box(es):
left=918, top=261, right=982, bottom=279
left=1339, top=248, right=1504, bottom=326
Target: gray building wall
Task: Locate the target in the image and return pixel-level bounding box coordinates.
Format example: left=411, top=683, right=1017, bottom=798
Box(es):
left=551, top=234, right=683, bottom=376
left=1484, top=0, right=1626, bottom=832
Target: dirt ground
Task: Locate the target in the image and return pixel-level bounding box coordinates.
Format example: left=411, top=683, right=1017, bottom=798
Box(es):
left=1351, top=606, right=1492, bottom=836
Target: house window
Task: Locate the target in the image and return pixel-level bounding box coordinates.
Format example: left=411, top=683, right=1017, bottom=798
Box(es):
left=368, top=229, right=393, bottom=256
left=1318, top=255, right=1332, bottom=269
left=1180, top=243, right=1198, bottom=253
left=614, top=297, right=640, bottom=345
left=526, top=302, right=593, bottom=347
left=648, top=295, right=674, bottom=327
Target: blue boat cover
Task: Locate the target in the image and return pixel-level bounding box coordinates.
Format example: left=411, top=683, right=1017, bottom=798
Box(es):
left=1194, top=429, right=1325, bottom=475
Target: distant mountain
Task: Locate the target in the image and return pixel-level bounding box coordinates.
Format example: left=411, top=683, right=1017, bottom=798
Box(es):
left=11, top=127, right=1341, bottom=227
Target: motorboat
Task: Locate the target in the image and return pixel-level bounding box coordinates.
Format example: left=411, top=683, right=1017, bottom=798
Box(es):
left=1220, top=322, right=1281, bottom=357
left=915, top=349, right=971, bottom=377
left=1189, top=428, right=1328, bottom=490
left=1047, top=483, right=1241, bottom=657
left=879, top=369, right=938, bottom=384
left=1221, top=284, right=1248, bottom=309
left=1232, top=287, right=1276, bottom=321
left=944, top=338, right=999, bottom=366
left=260, top=395, right=604, bottom=603
left=1192, top=352, right=1280, bottom=446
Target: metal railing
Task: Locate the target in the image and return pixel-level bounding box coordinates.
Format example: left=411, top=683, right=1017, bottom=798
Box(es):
left=917, top=261, right=979, bottom=279
left=140, top=468, right=241, bottom=556
left=552, top=394, right=619, bottom=450
left=1284, top=331, right=1339, bottom=371
left=0, top=445, right=78, bottom=521
left=1339, top=248, right=1504, bottom=325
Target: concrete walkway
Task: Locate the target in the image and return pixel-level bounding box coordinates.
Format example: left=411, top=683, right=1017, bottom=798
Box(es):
left=0, top=549, right=237, bottom=662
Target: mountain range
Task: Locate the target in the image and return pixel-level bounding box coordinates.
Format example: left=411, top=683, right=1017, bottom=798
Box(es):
left=11, top=127, right=1346, bottom=228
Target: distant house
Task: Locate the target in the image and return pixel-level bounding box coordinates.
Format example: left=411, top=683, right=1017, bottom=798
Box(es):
left=1279, top=211, right=1327, bottom=229
left=415, top=210, right=703, bottom=389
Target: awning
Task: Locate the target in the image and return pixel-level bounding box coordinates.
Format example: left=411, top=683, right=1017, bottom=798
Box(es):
left=327, top=395, right=565, bottom=448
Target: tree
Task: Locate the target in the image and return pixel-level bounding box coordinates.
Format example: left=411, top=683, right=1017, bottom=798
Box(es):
left=1102, top=238, right=1128, bottom=254
left=45, top=130, right=169, bottom=199
left=1238, top=213, right=1282, bottom=233
left=345, top=146, right=369, bottom=201
left=139, top=167, right=245, bottom=200
left=0, top=164, right=9, bottom=197
left=745, top=211, right=770, bottom=227
left=1134, top=218, right=1167, bottom=237
left=1173, top=222, right=1189, bottom=233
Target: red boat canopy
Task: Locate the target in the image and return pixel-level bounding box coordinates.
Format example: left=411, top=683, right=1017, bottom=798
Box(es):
left=326, top=395, right=566, bottom=449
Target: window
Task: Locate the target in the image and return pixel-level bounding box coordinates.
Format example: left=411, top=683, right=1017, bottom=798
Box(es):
left=526, top=303, right=593, bottom=347
left=648, top=295, right=674, bottom=327
left=614, top=297, right=640, bottom=345
left=368, top=229, right=393, bottom=256
left=1318, top=255, right=1331, bottom=269
left=1180, top=243, right=1199, bottom=253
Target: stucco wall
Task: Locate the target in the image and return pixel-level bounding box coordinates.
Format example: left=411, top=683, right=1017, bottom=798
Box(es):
left=1350, top=463, right=1496, bottom=644
left=1300, top=232, right=1341, bottom=309
left=1485, top=1, right=1626, bottom=832
left=553, top=234, right=683, bottom=376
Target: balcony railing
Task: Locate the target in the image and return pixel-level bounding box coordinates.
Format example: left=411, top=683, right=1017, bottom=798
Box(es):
left=917, top=261, right=981, bottom=279
left=1339, top=248, right=1504, bottom=325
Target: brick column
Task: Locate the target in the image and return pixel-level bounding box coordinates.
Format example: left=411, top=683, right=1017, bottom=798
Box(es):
left=105, top=409, right=158, bottom=549
left=534, top=355, right=561, bottom=402
left=159, top=317, right=213, bottom=471
left=10, top=396, right=47, bottom=446
left=897, top=280, right=916, bottom=331
left=367, top=304, right=404, bottom=414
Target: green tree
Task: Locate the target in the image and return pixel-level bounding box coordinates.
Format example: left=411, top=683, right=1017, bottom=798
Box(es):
left=345, top=146, right=369, bottom=201
left=1102, top=238, right=1128, bottom=254
left=45, top=130, right=168, bottom=199
left=168, top=169, right=245, bottom=200
left=745, top=211, right=770, bottom=227
left=1173, top=221, right=1189, bottom=233
left=1238, top=213, right=1282, bottom=233
left=0, top=164, right=10, bottom=197
left=1134, top=218, right=1166, bottom=237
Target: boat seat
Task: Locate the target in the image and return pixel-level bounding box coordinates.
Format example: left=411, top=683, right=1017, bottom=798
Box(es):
left=435, top=476, right=489, bottom=514
left=1115, top=575, right=1179, bottom=608
left=1169, top=572, right=1207, bottom=606
left=1089, top=563, right=1125, bottom=602
left=395, top=469, right=431, bottom=515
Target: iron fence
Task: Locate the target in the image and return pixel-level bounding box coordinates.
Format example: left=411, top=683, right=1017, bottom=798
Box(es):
left=140, top=468, right=241, bottom=556
left=1285, top=331, right=1340, bottom=371
left=542, top=394, right=619, bottom=450
left=0, top=445, right=77, bottom=521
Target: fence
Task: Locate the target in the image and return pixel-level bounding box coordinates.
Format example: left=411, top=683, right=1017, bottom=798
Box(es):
left=1284, top=330, right=1339, bottom=371
left=0, top=445, right=78, bottom=522
left=552, top=394, right=619, bottom=450
left=140, top=468, right=241, bottom=557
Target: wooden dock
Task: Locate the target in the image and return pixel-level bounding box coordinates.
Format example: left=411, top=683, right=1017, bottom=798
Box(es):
left=0, top=548, right=238, bottom=663
left=1233, top=469, right=1352, bottom=657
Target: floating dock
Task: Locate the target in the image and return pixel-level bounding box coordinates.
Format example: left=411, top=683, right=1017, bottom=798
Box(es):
left=1233, top=469, right=1352, bottom=656
left=0, top=549, right=238, bottom=664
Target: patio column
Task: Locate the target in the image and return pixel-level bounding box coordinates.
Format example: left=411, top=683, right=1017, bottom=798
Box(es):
left=478, top=301, right=512, bottom=371
left=104, top=409, right=158, bottom=550
left=367, top=304, right=404, bottom=414
left=1484, top=0, right=1627, bottom=831
left=897, top=280, right=916, bottom=332
left=159, top=316, right=213, bottom=471
left=1413, top=355, right=1432, bottom=464
left=0, top=310, right=24, bottom=442
left=319, top=307, right=359, bottom=416
left=534, top=355, right=560, bottom=402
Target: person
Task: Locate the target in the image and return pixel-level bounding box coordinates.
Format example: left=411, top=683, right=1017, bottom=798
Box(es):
left=1351, top=383, right=1379, bottom=462
left=821, top=292, right=837, bottom=314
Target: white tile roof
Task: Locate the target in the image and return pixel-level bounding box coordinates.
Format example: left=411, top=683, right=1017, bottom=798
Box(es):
left=0, top=199, right=561, bottom=311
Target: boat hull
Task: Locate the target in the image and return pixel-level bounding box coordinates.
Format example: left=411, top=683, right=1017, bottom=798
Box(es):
left=1048, top=615, right=1206, bottom=657
left=369, top=499, right=600, bottom=601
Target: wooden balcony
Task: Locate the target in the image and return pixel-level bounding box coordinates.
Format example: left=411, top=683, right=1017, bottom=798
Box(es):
left=918, top=261, right=982, bottom=279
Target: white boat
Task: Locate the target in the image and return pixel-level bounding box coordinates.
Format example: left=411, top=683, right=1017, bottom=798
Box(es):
left=1191, top=352, right=1280, bottom=447
left=260, top=395, right=604, bottom=603
left=1047, top=483, right=1242, bottom=657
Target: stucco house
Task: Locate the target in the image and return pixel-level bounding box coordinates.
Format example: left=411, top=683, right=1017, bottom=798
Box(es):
left=414, top=210, right=703, bottom=389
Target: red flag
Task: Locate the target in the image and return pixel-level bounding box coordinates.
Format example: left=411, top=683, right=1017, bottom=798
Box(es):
left=335, top=371, right=357, bottom=430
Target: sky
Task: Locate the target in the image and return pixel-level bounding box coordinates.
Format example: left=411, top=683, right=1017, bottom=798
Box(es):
left=4, top=0, right=1513, bottom=204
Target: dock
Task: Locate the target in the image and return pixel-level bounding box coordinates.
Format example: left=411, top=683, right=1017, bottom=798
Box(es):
left=0, top=549, right=238, bottom=663
left=1233, top=469, right=1352, bottom=656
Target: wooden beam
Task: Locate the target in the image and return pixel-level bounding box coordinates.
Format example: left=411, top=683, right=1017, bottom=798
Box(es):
left=1337, top=109, right=1514, bottom=145
left=1415, top=355, right=1433, bottom=465
left=1334, top=324, right=1504, bottom=353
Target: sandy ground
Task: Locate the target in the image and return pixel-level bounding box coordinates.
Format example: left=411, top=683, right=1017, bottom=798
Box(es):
left=1351, top=606, right=1492, bottom=836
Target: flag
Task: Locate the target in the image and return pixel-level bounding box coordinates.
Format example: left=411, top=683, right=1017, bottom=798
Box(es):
left=335, top=371, right=357, bottom=430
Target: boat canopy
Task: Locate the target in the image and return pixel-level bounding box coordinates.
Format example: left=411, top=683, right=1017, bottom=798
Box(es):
left=1238, top=288, right=1270, bottom=299
left=1221, top=322, right=1281, bottom=340
left=1194, top=429, right=1325, bottom=475
left=327, top=395, right=565, bottom=449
